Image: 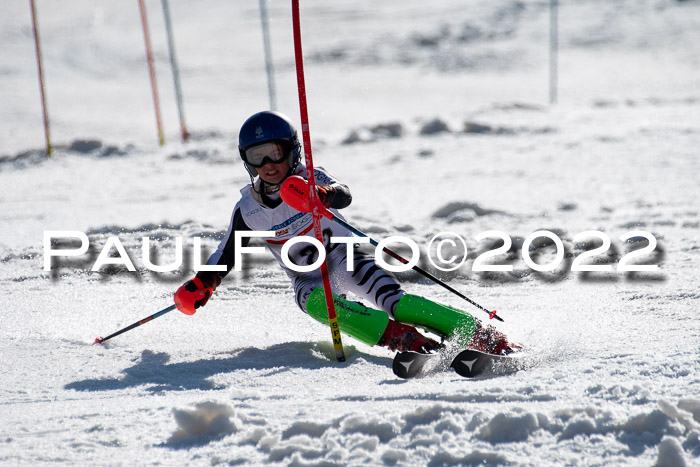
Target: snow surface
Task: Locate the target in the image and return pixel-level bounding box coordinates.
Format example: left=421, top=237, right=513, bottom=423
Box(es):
left=1, top=0, right=699, bottom=465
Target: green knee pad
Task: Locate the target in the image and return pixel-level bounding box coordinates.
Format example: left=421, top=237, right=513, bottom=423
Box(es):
left=393, top=294, right=476, bottom=343
left=305, top=288, right=390, bottom=346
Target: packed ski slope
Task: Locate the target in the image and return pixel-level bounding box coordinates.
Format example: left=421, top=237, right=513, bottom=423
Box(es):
left=1, top=0, right=699, bottom=465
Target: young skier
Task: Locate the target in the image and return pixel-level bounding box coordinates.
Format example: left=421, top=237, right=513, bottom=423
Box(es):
left=174, top=111, right=516, bottom=356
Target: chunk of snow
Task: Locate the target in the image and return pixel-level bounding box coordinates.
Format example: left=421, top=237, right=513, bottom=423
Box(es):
left=166, top=401, right=237, bottom=446
left=477, top=412, right=539, bottom=443
left=655, top=437, right=687, bottom=467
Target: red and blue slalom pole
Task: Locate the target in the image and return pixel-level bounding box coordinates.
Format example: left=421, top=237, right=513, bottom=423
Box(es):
left=291, top=0, right=346, bottom=362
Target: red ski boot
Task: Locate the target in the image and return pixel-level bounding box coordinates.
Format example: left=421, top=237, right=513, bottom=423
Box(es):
left=378, top=320, right=439, bottom=354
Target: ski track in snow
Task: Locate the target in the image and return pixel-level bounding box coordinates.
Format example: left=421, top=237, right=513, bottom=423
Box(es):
left=2, top=0, right=700, bottom=465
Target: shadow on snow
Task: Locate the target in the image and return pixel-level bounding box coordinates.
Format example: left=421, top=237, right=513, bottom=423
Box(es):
left=65, top=341, right=388, bottom=393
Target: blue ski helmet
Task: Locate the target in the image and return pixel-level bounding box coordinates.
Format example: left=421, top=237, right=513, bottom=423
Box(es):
left=238, top=111, right=302, bottom=179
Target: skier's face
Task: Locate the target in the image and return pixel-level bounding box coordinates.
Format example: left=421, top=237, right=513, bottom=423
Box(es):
left=246, top=142, right=289, bottom=185
left=256, top=159, right=288, bottom=185
left=245, top=142, right=286, bottom=167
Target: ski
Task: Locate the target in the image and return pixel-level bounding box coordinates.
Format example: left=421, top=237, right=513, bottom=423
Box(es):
left=450, top=349, right=519, bottom=378
left=392, top=350, right=438, bottom=379
left=392, top=348, right=521, bottom=379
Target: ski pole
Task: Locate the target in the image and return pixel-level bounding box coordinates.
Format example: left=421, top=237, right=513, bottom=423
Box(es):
left=291, top=0, right=345, bottom=362
left=95, top=304, right=176, bottom=344
left=281, top=176, right=504, bottom=322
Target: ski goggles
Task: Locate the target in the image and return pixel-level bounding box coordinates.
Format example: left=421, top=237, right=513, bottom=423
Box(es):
left=242, top=142, right=287, bottom=168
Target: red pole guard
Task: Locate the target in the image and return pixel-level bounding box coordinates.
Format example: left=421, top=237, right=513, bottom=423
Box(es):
left=291, top=0, right=345, bottom=362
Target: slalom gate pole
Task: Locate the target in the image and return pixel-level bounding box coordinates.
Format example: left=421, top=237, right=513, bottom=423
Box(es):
left=29, top=0, right=52, bottom=157
left=138, top=0, right=165, bottom=146
left=280, top=176, right=504, bottom=323
left=291, top=0, right=346, bottom=362
left=259, top=0, right=278, bottom=110
left=549, top=0, right=559, bottom=105
left=95, top=304, right=176, bottom=344
left=161, top=0, right=189, bottom=142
